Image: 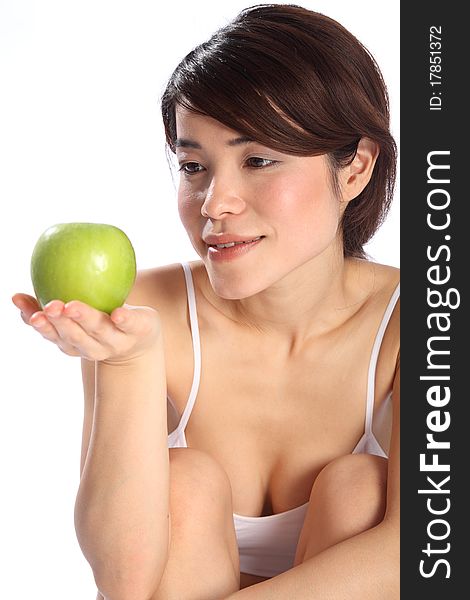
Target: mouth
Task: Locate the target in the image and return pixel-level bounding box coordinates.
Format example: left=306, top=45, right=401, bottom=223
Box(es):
left=207, top=236, right=265, bottom=249
left=206, top=236, right=265, bottom=261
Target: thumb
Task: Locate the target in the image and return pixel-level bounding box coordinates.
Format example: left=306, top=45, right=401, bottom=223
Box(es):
left=110, top=305, right=136, bottom=332
left=110, top=304, right=151, bottom=330
left=12, top=293, right=41, bottom=319
left=111, top=304, right=160, bottom=335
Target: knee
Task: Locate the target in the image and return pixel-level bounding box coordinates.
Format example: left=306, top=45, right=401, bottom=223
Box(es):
left=168, top=448, right=233, bottom=523
left=312, top=453, right=388, bottom=532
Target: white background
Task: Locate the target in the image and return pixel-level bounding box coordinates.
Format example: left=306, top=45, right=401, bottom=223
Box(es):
left=0, top=1, right=399, bottom=597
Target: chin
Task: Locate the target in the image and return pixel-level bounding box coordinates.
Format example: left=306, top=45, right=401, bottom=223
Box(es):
left=202, top=259, right=266, bottom=300
left=207, top=274, right=260, bottom=300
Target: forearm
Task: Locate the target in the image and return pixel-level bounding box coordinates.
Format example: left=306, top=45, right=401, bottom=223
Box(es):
left=226, top=521, right=399, bottom=600
left=74, top=342, right=169, bottom=600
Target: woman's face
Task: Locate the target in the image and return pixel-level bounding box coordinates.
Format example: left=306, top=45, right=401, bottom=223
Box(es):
left=175, top=105, right=344, bottom=299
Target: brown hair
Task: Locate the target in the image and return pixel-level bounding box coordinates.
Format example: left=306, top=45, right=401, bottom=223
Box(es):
left=161, top=3, right=397, bottom=258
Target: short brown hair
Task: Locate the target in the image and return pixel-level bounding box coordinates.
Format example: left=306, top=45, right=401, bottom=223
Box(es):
left=161, top=3, right=397, bottom=258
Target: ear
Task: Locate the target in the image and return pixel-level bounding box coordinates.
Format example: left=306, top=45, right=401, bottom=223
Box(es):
left=339, top=137, right=380, bottom=204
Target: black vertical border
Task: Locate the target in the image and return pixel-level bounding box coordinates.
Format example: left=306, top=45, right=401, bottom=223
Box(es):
left=401, top=2, right=467, bottom=597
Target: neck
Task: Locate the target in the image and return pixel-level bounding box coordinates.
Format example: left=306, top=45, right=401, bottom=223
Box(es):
left=204, top=254, right=375, bottom=358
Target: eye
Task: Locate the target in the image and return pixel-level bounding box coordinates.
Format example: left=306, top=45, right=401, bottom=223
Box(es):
left=246, top=157, right=279, bottom=169
left=178, top=162, right=204, bottom=175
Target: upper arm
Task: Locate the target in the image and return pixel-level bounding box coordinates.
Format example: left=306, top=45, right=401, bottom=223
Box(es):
left=384, top=352, right=400, bottom=524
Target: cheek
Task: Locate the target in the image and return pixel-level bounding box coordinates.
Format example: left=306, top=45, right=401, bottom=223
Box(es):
left=177, top=190, right=200, bottom=231
left=263, top=174, right=340, bottom=248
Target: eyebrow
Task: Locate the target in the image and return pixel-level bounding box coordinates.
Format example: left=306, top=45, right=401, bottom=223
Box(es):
left=175, top=136, right=255, bottom=149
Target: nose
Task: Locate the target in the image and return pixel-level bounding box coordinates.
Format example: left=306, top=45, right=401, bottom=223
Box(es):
left=200, top=176, right=247, bottom=219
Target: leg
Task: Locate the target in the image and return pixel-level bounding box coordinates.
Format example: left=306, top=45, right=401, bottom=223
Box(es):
left=151, top=447, right=240, bottom=599
left=294, top=453, right=388, bottom=565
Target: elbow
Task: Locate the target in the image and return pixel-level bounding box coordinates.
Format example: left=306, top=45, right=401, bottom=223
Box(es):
left=92, top=562, right=164, bottom=600
left=75, top=519, right=165, bottom=600
left=76, top=542, right=166, bottom=600
left=95, top=584, right=155, bottom=600
left=74, top=489, right=169, bottom=600
left=97, top=590, right=154, bottom=600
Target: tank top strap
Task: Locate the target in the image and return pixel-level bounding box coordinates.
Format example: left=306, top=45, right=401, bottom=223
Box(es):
left=178, top=262, right=202, bottom=432
left=364, top=282, right=400, bottom=433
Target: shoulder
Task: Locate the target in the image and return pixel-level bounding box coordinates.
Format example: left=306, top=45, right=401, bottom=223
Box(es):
left=349, top=258, right=399, bottom=320
left=359, top=260, right=399, bottom=320
left=125, top=261, right=189, bottom=314
left=371, top=259, right=399, bottom=321
left=125, top=259, right=215, bottom=325
left=124, top=262, right=194, bottom=360
left=369, top=260, right=400, bottom=379
left=373, top=261, right=400, bottom=319
left=350, top=259, right=399, bottom=380
left=369, top=260, right=400, bottom=292
left=373, top=261, right=400, bottom=326
left=124, top=259, right=210, bottom=344
left=124, top=261, right=198, bottom=420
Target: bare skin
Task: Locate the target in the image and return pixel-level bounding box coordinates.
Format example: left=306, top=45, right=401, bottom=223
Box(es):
left=126, top=258, right=399, bottom=591
left=167, top=110, right=398, bottom=589
left=77, top=253, right=398, bottom=596
left=12, top=110, right=399, bottom=596
left=13, top=256, right=398, bottom=596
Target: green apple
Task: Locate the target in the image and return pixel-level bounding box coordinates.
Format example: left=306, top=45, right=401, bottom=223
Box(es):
left=30, top=222, right=137, bottom=314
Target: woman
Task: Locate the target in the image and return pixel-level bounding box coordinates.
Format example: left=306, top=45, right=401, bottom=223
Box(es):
left=12, top=4, right=399, bottom=599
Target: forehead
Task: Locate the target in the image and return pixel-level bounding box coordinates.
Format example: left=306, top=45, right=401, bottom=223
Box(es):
left=175, top=104, right=246, bottom=145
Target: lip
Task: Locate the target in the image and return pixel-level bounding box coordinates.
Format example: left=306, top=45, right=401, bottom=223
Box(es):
left=206, top=236, right=265, bottom=262
left=204, top=234, right=264, bottom=245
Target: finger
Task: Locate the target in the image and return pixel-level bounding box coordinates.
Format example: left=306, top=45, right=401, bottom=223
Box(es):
left=20, top=311, right=32, bottom=325
left=29, top=311, right=83, bottom=356
left=12, top=293, right=40, bottom=310
left=63, top=300, right=119, bottom=341
left=43, top=300, right=94, bottom=347
left=44, top=300, right=122, bottom=355
left=42, top=299, right=66, bottom=320
left=110, top=305, right=143, bottom=333
left=30, top=310, right=62, bottom=344
left=29, top=309, right=108, bottom=359
left=12, top=293, right=42, bottom=321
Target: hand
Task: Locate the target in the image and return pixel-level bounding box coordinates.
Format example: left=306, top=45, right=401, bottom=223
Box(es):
left=11, top=293, right=162, bottom=364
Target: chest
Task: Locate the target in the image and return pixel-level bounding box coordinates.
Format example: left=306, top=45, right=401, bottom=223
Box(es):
left=166, top=315, right=395, bottom=517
